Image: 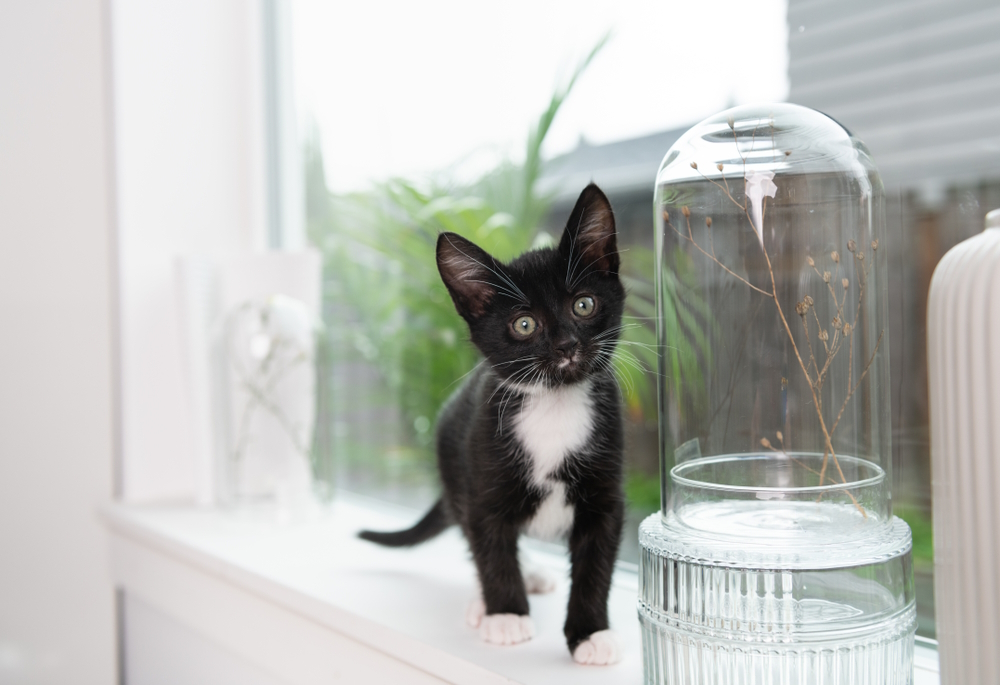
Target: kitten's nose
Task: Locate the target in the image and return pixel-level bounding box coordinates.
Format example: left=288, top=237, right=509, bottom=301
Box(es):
left=554, top=334, right=579, bottom=359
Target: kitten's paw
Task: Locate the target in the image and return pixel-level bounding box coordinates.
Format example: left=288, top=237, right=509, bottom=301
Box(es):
left=466, top=597, right=486, bottom=628
left=523, top=567, right=557, bottom=594
left=572, top=630, right=621, bottom=665
left=479, top=614, right=535, bottom=645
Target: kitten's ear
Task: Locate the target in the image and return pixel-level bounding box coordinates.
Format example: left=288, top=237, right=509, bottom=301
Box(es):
left=559, top=183, right=619, bottom=279
left=436, top=232, right=499, bottom=320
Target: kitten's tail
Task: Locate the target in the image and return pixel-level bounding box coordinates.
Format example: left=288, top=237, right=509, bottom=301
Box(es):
left=357, top=498, right=451, bottom=547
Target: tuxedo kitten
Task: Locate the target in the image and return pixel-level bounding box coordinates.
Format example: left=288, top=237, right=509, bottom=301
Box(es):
left=359, top=184, right=626, bottom=665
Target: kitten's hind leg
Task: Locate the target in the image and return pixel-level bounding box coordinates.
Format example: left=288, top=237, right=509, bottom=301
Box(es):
left=522, top=565, right=557, bottom=594
left=466, top=596, right=485, bottom=628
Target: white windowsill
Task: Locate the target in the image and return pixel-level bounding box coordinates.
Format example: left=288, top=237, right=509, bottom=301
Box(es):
left=101, top=494, right=940, bottom=684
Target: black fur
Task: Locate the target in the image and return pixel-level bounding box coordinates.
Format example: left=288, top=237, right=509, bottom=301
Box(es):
left=357, top=499, right=451, bottom=547
left=359, top=184, right=626, bottom=655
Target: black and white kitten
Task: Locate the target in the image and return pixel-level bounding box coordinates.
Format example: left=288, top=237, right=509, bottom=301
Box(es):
left=359, top=184, right=626, bottom=665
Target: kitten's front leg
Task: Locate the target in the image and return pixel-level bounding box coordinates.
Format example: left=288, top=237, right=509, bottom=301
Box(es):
left=564, top=496, right=624, bottom=665
left=468, top=518, right=534, bottom=645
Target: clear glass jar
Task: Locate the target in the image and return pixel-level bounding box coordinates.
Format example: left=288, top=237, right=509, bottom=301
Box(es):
left=639, top=103, right=915, bottom=684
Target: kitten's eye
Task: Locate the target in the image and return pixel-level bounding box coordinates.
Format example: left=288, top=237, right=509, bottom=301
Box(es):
left=511, top=315, right=537, bottom=338
left=573, top=296, right=596, bottom=318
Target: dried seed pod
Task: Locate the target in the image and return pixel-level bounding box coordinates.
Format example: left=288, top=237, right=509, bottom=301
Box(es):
left=832, top=251, right=840, bottom=263
left=706, top=217, right=712, bottom=227
left=843, top=323, right=852, bottom=336
left=681, top=206, right=691, bottom=218
left=848, top=239, right=857, bottom=253
left=716, top=163, right=724, bottom=172
left=796, top=301, right=808, bottom=316
left=804, top=295, right=814, bottom=307
left=776, top=431, right=783, bottom=443
left=823, top=271, right=831, bottom=283
left=843, top=277, right=850, bottom=289
left=858, top=252, right=865, bottom=261
left=690, top=161, right=698, bottom=170
left=784, top=150, right=792, bottom=156
left=819, top=330, right=829, bottom=341
left=760, top=437, right=772, bottom=449
left=662, top=210, right=670, bottom=223
left=727, top=115, right=735, bottom=130
left=833, top=316, right=842, bottom=329
left=807, top=256, right=815, bottom=267
left=872, top=239, right=879, bottom=251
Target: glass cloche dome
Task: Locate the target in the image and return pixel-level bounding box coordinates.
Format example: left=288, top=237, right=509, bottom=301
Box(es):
left=639, top=103, right=915, bottom=684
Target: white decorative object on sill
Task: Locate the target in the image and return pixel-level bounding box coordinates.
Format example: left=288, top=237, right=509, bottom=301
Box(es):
left=927, top=207, right=1000, bottom=685
left=175, top=251, right=322, bottom=516
left=641, top=104, right=915, bottom=684
left=222, top=292, right=318, bottom=512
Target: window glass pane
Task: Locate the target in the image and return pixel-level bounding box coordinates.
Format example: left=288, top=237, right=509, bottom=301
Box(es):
left=294, top=0, right=1000, bottom=642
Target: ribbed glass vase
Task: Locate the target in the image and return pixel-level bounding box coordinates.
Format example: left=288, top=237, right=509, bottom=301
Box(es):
left=641, top=103, right=915, bottom=684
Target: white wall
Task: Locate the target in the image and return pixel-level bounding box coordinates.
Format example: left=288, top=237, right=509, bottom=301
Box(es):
left=112, top=0, right=270, bottom=502
left=0, top=1, right=117, bottom=683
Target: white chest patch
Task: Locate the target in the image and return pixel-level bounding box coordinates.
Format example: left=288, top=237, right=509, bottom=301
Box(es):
left=514, top=381, right=593, bottom=542
left=513, top=380, right=595, bottom=485
left=525, top=481, right=575, bottom=541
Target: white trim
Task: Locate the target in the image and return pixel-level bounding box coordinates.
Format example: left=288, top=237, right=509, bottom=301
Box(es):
left=102, top=496, right=939, bottom=684
left=111, top=0, right=270, bottom=502
left=102, top=496, right=644, bottom=684
left=260, top=0, right=304, bottom=250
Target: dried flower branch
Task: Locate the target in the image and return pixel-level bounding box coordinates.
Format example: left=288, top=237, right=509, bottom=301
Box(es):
left=662, top=124, right=884, bottom=516
left=226, top=297, right=316, bottom=469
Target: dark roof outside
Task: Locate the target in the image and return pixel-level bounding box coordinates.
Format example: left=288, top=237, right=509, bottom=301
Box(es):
left=539, top=126, right=688, bottom=203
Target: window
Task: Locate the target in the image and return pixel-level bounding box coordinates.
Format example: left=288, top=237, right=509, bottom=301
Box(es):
left=292, top=2, right=788, bottom=518
left=292, top=0, right=1000, bottom=642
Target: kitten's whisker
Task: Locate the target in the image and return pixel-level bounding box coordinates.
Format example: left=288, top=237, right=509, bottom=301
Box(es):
left=599, top=322, right=642, bottom=333
left=495, top=372, right=527, bottom=431
left=593, top=355, right=626, bottom=404
left=492, top=355, right=538, bottom=368
left=497, top=361, right=543, bottom=433
left=489, top=256, right=529, bottom=304
left=442, top=234, right=528, bottom=304
left=594, top=345, right=636, bottom=396
left=445, top=359, right=485, bottom=390
left=568, top=248, right=630, bottom=289
left=486, top=355, right=539, bottom=402
left=612, top=346, right=670, bottom=380
left=497, top=384, right=515, bottom=433
left=614, top=339, right=681, bottom=353
left=489, top=362, right=538, bottom=404
left=565, top=219, right=583, bottom=287
left=614, top=358, right=635, bottom=396
left=615, top=340, right=658, bottom=351
left=591, top=323, right=640, bottom=341
left=616, top=356, right=648, bottom=378
left=466, top=279, right=522, bottom=302
left=615, top=348, right=650, bottom=371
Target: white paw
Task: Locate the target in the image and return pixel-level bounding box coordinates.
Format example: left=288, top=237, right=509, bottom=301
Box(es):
left=479, top=614, right=535, bottom=645
left=572, top=630, right=621, bottom=665
left=523, top=567, right=557, bottom=594
left=466, top=597, right=485, bottom=628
